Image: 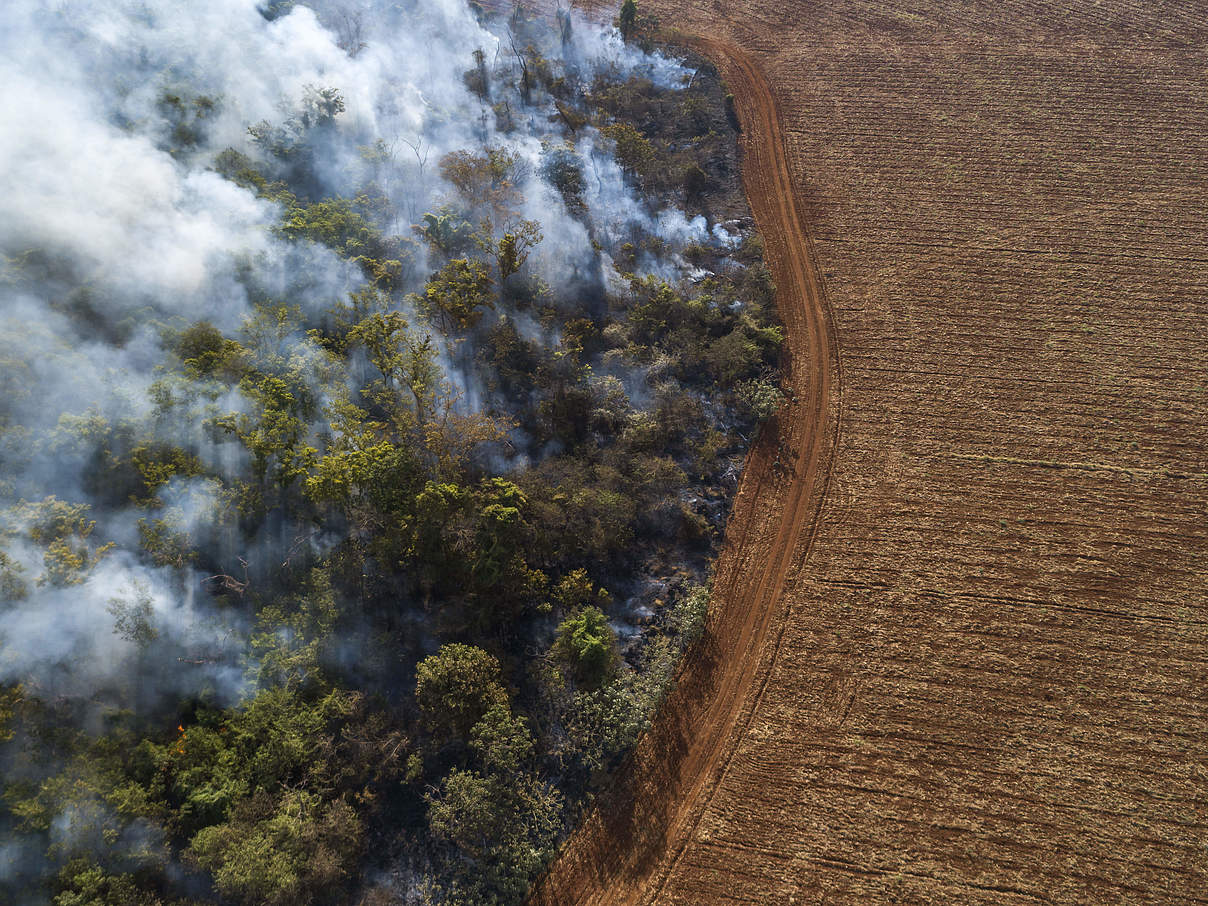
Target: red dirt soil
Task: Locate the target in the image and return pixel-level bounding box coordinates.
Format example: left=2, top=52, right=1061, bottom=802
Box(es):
left=532, top=1, right=1208, bottom=903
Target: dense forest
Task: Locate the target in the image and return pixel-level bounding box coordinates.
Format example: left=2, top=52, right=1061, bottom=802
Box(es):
left=0, top=1, right=780, bottom=903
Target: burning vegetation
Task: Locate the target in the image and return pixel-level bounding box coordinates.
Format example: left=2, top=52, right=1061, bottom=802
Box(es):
left=0, top=1, right=779, bottom=903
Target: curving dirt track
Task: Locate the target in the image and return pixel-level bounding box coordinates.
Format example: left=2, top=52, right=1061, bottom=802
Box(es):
left=529, top=28, right=841, bottom=906
left=535, top=0, right=1208, bottom=903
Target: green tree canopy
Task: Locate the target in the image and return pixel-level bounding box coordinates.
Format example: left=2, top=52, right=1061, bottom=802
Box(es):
left=415, top=644, right=509, bottom=742
left=552, top=606, right=619, bottom=689
left=601, top=123, right=654, bottom=177
left=416, top=257, right=494, bottom=334
left=425, top=768, right=562, bottom=904
left=187, top=789, right=363, bottom=906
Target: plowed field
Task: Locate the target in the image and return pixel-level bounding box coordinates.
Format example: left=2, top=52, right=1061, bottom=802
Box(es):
left=533, top=1, right=1208, bottom=903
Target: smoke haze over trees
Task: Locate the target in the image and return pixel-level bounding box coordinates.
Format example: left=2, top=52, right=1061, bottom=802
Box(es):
left=0, top=0, right=782, bottom=902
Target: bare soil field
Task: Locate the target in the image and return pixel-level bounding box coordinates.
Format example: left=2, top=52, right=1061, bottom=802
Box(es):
left=530, top=0, right=1208, bottom=903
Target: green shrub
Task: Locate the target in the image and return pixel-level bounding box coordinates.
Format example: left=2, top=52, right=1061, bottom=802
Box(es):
left=601, top=123, right=655, bottom=177
left=415, top=644, right=509, bottom=742
left=735, top=378, right=785, bottom=423
left=552, top=606, right=619, bottom=688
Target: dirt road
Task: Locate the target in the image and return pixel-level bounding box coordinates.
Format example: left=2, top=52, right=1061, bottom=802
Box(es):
left=528, top=32, right=841, bottom=906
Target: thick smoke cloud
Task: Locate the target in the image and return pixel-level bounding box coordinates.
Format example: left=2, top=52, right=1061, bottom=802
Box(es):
left=0, top=0, right=707, bottom=711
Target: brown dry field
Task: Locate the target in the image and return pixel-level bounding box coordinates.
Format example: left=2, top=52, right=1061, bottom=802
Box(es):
left=530, top=0, right=1208, bottom=903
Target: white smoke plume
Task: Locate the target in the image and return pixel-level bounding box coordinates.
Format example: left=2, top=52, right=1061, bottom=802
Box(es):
left=0, top=0, right=718, bottom=714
